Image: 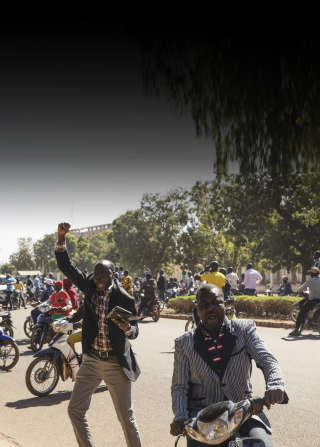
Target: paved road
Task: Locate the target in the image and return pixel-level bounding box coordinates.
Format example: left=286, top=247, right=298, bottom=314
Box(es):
left=1, top=308, right=319, bottom=447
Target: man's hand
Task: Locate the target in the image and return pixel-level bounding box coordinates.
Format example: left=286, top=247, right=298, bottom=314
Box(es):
left=110, top=311, right=131, bottom=333
left=57, top=222, right=71, bottom=243
left=170, top=419, right=185, bottom=436
left=264, top=388, right=284, bottom=409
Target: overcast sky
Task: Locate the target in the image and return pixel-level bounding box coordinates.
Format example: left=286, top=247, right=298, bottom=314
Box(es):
left=0, top=23, right=219, bottom=263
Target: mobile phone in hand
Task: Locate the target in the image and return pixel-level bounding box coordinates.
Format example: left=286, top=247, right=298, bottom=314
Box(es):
left=106, top=306, right=132, bottom=320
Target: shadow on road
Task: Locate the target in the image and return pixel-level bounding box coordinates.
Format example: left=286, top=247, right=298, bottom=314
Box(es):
left=5, top=386, right=107, bottom=409
left=282, top=334, right=320, bottom=341
left=16, top=339, right=31, bottom=346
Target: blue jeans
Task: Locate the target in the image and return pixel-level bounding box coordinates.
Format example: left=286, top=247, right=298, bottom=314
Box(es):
left=186, top=418, right=274, bottom=447
left=244, top=288, right=256, bottom=296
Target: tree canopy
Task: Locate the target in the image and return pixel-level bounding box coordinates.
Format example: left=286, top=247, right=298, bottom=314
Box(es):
left=135, top=31, right=320, bottom=178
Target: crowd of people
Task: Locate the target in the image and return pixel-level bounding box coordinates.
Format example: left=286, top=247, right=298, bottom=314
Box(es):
left=3, top=225, right=320, bottom=446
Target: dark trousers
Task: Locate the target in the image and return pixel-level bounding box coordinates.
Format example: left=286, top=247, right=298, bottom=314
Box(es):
left=187, top=418, right=274, bottom=447
left=295, top=299, right=320, bottom=331
left=31, top=308, right=41, bottom=324
left=6, top=291, right=13, bottom=310
left=244, top=288, right=256, bottom=296
left=158, top=288, right=165, bottom=299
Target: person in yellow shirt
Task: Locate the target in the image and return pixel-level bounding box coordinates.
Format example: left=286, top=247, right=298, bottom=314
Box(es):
left=121, top=270, right=133, bottom=296
left=199, top=260, right=226, bottom=289
left=14, top=278, right=27, bottom=309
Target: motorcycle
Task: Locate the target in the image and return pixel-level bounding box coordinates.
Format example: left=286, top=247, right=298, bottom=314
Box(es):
left=166, top=286, right=178, bottom=300
left=225, top=295, right=237, bottom=320
left=0, top=312, right=14, bottom=338
left=138, top=294, right=161, bottom=322
left=30, top=304, right=63, bottom=352
left=26, top=319, right=82, bottom=396
left=0, top=325, right=19, bottom=370
left=175, top=396, right=286, bottom=446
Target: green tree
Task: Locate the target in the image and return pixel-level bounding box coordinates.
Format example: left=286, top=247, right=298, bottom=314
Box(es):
left=136, top=32, right=320, bottom=178
left=0, top=263, right=15, bottom=275
left=9, top=238, right=35, bottom=270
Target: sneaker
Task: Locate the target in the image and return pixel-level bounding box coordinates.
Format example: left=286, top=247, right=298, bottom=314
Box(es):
left=288, top=330, right=300, bottom=337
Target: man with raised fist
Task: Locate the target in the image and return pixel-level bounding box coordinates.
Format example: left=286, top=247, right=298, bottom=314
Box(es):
left=55, top=222, right=141, bottom=447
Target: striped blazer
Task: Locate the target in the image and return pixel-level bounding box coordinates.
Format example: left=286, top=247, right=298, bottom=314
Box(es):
left=171, top=318, right=286, bottom=432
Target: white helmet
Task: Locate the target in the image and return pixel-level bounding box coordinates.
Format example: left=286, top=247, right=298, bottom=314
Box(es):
left=45, top=278, right=53, bottom=285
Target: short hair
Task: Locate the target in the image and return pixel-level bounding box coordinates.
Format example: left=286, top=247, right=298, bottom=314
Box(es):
left=95, top=260, right=115, bottom=272
left=227, top=267, right=233, bottom=273
left=247, top=263, right=253, bottom=269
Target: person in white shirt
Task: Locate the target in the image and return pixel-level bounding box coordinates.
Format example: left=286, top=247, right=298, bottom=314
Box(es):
left=226, top=267, right=239, bottom=292
left=243, top=263, right=262, bottom=296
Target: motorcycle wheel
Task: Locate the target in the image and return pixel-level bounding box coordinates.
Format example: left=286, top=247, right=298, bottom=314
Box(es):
left=26, top=356, right=59, bottom=397
left=24, top=318, right=34, bottom=339
left=31, top=327, right=45, bottom=352
left=152, top=306, right=160, bottom=322
left=2, top=325, right=14, bottom=338
left=0, top=339, right=19, bottom=370
left=185, top=317, right=195, bottom=332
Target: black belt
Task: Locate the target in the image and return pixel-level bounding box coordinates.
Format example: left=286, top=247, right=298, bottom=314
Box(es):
left=90, top=348, right=115, bottom=360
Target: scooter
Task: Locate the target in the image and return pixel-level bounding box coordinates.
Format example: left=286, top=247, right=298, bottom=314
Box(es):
left=26, top=319, right=82, bottom=396
left=0, top=326, right=19, bottom=370
left=175, top=395, right=287, bottom=446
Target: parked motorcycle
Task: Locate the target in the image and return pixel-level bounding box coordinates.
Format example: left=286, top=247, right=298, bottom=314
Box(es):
left=175, top=396, right=286, bottom=446
left=138, top=294, right=161, bottom=322
left=166, top=286, right=178, bottom=299
left=0, top=325, right=19, bottom=370
left=30, top=304, right=62, bottom=352
left=26, top=319, right=82, bottom=396
left=0, top=312, right=14, bottom=338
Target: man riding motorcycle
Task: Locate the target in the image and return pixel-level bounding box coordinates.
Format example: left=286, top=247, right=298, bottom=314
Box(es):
left=139, top=273, right=157, bottom=316
left=289, top=266, right=320, bottom=336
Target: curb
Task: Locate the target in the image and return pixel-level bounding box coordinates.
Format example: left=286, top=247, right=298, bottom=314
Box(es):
left=160, top=313, right=295, bottom=329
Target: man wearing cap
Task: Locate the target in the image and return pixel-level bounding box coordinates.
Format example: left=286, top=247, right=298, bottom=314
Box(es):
left=55, top=222, right=141, bottom=447
left=63, top=277, right=79, bottom=310
left=289, top=266, right=320, bottom=336
left=49, top=280, right=73, bottom=320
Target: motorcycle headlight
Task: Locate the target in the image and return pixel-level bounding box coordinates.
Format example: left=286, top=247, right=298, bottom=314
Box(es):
left=229, top=408, right=244, bottom=432
left=186, top=410, right=230, bottom=445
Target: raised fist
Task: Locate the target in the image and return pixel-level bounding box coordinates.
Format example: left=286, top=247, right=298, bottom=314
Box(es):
left=58, top=222, right=71, bottom=237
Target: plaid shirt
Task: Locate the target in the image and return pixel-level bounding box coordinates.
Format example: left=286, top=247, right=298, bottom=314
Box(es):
left=91, top=287, right=112, bottom=352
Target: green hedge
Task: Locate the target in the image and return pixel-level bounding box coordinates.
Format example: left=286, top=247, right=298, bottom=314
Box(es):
left=168, top=295, right=300, bottom=319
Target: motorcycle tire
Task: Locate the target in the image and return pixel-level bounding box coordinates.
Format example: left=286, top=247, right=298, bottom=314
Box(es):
left=152, top=307, right=160, bottom=322
left=26, top=356, right=59, bottom=397
left=0, top=339, right=19, bottom=370
left=2, top=325, right=14, bottom=338
left=30, top=327, right=45, bottom=352
left=185, top=317, right=195, bottom=332
left=24, top=318, right=34, bottom=339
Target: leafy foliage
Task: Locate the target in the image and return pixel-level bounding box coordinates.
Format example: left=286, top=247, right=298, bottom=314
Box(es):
left=137, top=32, right=320, bottom=177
